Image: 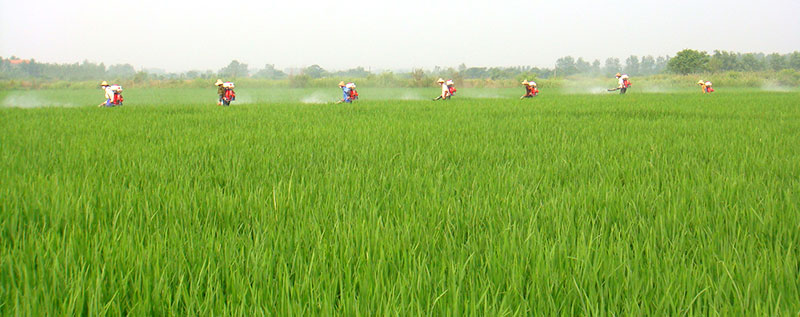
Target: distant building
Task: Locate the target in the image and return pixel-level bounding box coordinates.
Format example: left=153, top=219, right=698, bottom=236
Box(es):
left=8, top=59, right=31, bottom=65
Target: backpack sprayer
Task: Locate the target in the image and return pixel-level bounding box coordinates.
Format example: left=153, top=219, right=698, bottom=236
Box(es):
left=221, top=82, right=236, bottom=106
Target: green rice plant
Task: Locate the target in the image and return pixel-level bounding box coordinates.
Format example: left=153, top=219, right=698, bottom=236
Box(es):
left=1, top=89, right=799, bottom=315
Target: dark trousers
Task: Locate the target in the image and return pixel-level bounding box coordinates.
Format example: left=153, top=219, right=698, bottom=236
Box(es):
left=619, top=88, right=627, bottom=94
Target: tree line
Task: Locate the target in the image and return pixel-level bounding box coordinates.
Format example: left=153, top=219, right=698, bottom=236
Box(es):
left=2, top=50, right=799, bottom=82
left=667, top=49, right=800, bottom=75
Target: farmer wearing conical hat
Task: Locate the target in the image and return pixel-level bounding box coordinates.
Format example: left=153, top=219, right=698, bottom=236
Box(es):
left=336, top=81, right=353, bottom=104
left=607, top=73, right=630, bottom=94
left=98, top=81, right=114, bottom=107
left=520, top=80, right=532, bottom=99
left=698, top=80, right=709, bottom=93
left=520, top=80, right=540, bottom=99
left=698, top=80, right=714, bottom=93
left=433, top=78, right=450, bottom=101
left=215, top=79, right=225, bottom=105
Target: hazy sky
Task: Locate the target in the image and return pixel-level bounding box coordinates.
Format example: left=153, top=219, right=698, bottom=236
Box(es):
left=1, top=0, right=798, bottom=72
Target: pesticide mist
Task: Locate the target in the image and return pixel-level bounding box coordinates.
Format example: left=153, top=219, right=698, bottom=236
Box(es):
left=1, top=92, right=75, bottom=108
left=761, top=81, right=796, bottom=92
left=400, top=92, right=425, bottom=100
left=301, top=91, right=334, bottom=104
left=561, top=78, right=614, bottom=95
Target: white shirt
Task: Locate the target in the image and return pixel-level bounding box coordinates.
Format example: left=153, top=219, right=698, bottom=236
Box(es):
left=618, top=78, right=625, bottom=88
left=441, top=83, right=449, bottom=97
left=104, top=87, right=114, bottom=100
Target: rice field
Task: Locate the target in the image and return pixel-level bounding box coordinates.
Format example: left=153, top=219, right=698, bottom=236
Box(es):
left=1, top=88, right=799, bottom=315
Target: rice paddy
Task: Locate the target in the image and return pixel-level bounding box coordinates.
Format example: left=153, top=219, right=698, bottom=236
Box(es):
left=1, top=88, right=799, bottom=314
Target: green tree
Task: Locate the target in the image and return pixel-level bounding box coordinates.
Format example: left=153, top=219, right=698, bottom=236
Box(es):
left=740, top=53, right=764, bottom=72
left=555, top=56, right=577, bottom=77
left=410, top=68, right=427, bottom=87
left=486, top=67, right=516, bottom=80
left=788, top=52, right=800, bottom=70
left=655, top=56, right=669, bottom=73
left=640, top=56, right=655, bottom=75
left=184, top=70, right=201, bottom=79
left=462, top=67, right=487, bottom=79
left=591, top=59, right=602, bottom=75
left=442, top=66, right=463, bottom=84
left=575, top=58, right=591, bottom=74
left=107, top=64, right=136, bottom=79
left=289, top=73, right=311, bottom=88
left=20, top=59, right=43, bottom=78
left=303, top=64, right=328, bottom=78
left=709, top=50, right=742, bottom=72
left=133, top=71, right=148, bottom=84
left=218, top=60, right=249, bottom=78
left=667, top=49, right=710, bottom=75
left=373, top=71, right=397, bottom=86
left=604, top=57, right=621, bottom=75
left=766, top=53, right=786, bottom=71
left=624, top=55, right=640, bottom=75
left=516, top=72, right=538, bottom=83
left=331, top=67, right=370, bottom=78
left=253, top=64, right=287, bottom=79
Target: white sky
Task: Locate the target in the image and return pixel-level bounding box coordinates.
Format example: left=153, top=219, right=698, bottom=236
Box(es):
left=1, top=0, right=799, bottom=72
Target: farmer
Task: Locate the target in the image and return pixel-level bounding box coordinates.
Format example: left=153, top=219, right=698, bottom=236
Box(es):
left=215, top=79, right=225, bottom=105
left=337, top=81, right=352, bottom=104
left=520, top=80, right=539, bottom=99
left=615, top=73, right=631, bottom=94
left=433, top=78, right=450, bottom=101
left=97, top=81, right=114, bottom=107
left=698, top=80, right=714, bottom=93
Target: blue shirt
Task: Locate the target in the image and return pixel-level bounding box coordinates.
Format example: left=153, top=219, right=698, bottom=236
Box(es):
left=342, top=87, right=351, bottom=102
